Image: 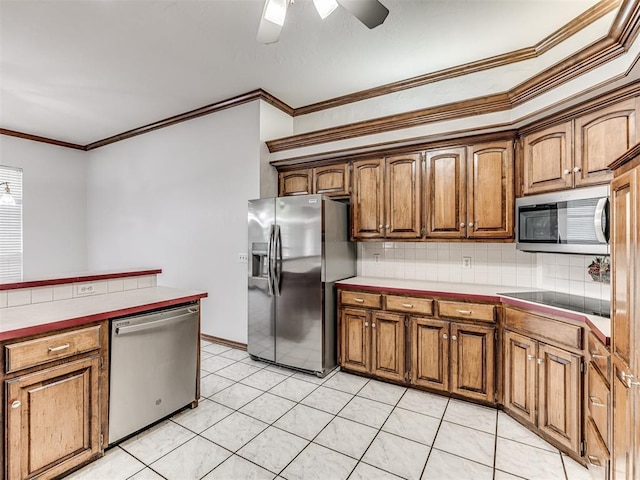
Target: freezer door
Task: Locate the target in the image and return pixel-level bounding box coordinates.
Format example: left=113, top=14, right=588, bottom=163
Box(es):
left=275, top=195, right=323, bottom=372
left=248, top=198, right=276, bottom=362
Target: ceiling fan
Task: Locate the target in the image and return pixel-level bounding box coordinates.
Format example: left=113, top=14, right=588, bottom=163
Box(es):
left=257, top=0, right=389, bottom=44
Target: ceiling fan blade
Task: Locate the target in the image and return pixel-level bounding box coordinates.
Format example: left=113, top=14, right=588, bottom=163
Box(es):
left=257, top=17, right=284, bottom=44
left=257, top=0, right=289, bottom=44
left=337, top=0, right=389, bottom=29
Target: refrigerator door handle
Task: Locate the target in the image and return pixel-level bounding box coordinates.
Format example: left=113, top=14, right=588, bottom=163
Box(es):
left=273, top=224, right=282, bottom=297
left=267, top=224, right=275, bottom=296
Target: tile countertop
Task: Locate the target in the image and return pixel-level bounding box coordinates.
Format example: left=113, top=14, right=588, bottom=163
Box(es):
left=0, top=286, right=208, bottom=341
left=336, top=276, right=611, bottom=344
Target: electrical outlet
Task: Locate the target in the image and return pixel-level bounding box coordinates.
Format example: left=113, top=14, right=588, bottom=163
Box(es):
left=462, top=256, right=472, bottom=269
left=238, top=253, right=248, bottom=264
left=75, top=283, right=96, bottom=296
left=373, top=253, right=381, bottom=263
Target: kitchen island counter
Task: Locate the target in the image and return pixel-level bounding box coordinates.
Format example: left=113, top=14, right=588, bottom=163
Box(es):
left=0, top=286, right=207, bottom=341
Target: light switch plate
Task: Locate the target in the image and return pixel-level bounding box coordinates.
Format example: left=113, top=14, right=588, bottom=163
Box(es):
left=238, top=253, right=248, bottom=264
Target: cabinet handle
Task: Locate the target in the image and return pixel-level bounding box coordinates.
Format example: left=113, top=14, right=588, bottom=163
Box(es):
left=537, top=358, right=543, bottom=365
left=589, top=396, right=606, bottom=407
left=527, top=354, right=534, bottom=361
left=402, top=303, right=413, bottom=308
left=573, top=166, right=581, bottom=173
left=587, top=455, right=602, bottom=467
left=443, top=334, right=448, bottom=339
left=11, top=400, right=20, bottom=409
left=589, top=350, right=607, bottom=359
left=457, top=309, right=472, bottom=315
left=621, top=372, right=640, bottom=387
left=468, top=222, right=474, bottom=227
left=372, top=323, right=376, bottom=328
left=451, top=335, right=457, bottom=341
left=563, top=169, right=571, bottom=175
left=354, top=298, right=365, bottom=303
left=48, top=343, right=70, bottom=353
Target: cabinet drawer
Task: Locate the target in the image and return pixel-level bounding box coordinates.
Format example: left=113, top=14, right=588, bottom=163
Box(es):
left=340, top=291, right=382, bottom=309
left=438, top=301, right=495, bottom=323
left=588, top=331, right=610, bottom=381
left=585, top=417, right=609, bottom=480
left=504, top=308, right=582, bottom=350
left=588, top=363, right=610, bottom=450
left=5, top=325, right=102, bottom=373
left=385, top=295, right=433, bottom=316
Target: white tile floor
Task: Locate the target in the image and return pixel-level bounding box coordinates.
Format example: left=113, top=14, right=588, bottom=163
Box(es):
left=66, top=341, right=591, bottom=480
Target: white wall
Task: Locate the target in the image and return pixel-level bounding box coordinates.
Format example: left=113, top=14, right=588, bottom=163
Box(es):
left=259, top=102, right=293, bottom=198
left=86, top=101, right=261, bottom=343
left=0, top=135, right=88, bottom=278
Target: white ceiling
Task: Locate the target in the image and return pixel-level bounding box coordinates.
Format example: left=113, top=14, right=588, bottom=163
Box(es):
left=0, top=0, right=606, bottom=146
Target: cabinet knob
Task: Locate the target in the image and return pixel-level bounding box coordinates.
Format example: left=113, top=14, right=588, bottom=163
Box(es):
left=11, top=400, right=20, bottom=409
left=372, top=323, right=376, bottom=328
left=573, top=166, right=581, bottom=173
left=527, top=354, right=534, bottom=361
left=537, top=358, right=543, bottom=365
left=563, top=169, right=571, bottom=175
left=385, top=225, right=390, bottom=229
left=365, top=322, right=369, bottom=327
left=451, top=335, right=457, bottom=341
left=443, top=334, right=448, bottom=339
left=468, top=222, right=474, bottom=227
left=379, top=225, right=383, bottom=229
left=460, top=223, right=465, bottom=228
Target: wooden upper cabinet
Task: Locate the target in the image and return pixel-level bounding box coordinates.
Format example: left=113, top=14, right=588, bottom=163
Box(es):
left=279, top=169, right=311, bottom=196
left=522, top=122, right=573, bottom=195
left=450, top=323, right=495, bottom=403
left=352, top=158, right=385, bottom=239
left=385, top=153, right=422, bottom=239
left=575, top=98, right=639, bottom=188
left=425, top=148, right=466, bottom=238
left=313, top=164, right=350, bottom=197
left=467, top=141, right=514, bottom=239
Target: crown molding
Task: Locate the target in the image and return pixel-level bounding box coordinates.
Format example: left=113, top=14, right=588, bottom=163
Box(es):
left=0, top=129, right=86, bottom=151
left=266, top=0, right=639, bottom=153
left=293, top=0, right=621, bottom=116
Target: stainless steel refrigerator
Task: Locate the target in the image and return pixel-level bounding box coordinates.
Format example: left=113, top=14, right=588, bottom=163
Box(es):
left=248, top=194, right=356, bottom=376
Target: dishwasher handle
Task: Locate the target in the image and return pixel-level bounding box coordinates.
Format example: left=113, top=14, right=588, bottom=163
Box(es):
left=115, top=310, right=198, bottom=336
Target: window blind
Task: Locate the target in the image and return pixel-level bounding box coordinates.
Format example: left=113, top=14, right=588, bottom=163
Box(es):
left=0, top=166, right=23, bottom=282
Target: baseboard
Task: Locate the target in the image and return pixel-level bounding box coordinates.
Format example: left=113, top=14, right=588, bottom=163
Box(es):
left=201, top=333, right=247, bottom=351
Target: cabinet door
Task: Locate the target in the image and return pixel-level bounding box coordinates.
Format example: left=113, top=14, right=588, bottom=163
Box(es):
left=610, top=168, right=638, bottom=371
left=503, top=330, right=537, bottom=425
left=385, top=153, right=422, bottom=239
left=450, top=323, right=495, bottom=403
left=6, top=356, right=101, bottom=480
left=522, top=122, right=573, bottom=195
left=611, top=361, right=633, bottom=480
left=371, top=311, right=405, bottom=382
left=279, top=170, right=312, bottom=196
left=425, top=148, right=466, bottom=238
left=575, top=98, right=639, bottom=188
left=352, top=158, right=385, bottom=239
left=313, top=163, right=350, bottom=197
left=537, top=343, right=581, bottom=454
left=410, top=317, right=449, bottom=392
left=340, top=308, right=370, bottom=374
left=467, top=141, right=514, bottom=239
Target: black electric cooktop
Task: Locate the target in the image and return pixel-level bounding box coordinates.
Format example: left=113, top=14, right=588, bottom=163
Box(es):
left=500, top=290, right=611, bottom=318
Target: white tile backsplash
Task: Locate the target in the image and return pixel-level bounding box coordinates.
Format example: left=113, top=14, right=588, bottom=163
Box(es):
left=358, top=242, right=611, bottom=301
left=7, top=289, right=31, bottom=307
left=31, top=287, right=54, bottom=304
left=53, top=284, right=73, bottom=301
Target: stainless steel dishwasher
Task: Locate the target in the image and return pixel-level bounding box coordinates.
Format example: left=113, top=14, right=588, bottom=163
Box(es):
left=108, top=303, right=199, bottom=444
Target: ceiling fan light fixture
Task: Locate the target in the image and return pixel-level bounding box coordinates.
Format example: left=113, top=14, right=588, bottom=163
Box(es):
left=313, top=0, right=338, bottom=19
left=263, top=0, right=289, bottom=26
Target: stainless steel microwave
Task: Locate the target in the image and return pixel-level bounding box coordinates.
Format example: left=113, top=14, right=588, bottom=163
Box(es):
left=516, top=185, right=609, bottom=254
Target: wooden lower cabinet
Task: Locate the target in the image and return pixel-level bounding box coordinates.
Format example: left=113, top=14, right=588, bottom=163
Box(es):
left=503, top=330, right=582, bottom=455
left=411, top=318, right=495, bottom=403
left=340, top=308, right=404, bottom=382
left=5, top=356, right=102, bottom=480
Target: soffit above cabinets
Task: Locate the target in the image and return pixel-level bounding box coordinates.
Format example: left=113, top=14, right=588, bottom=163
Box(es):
left=0, top=0, right=622, bottom=147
